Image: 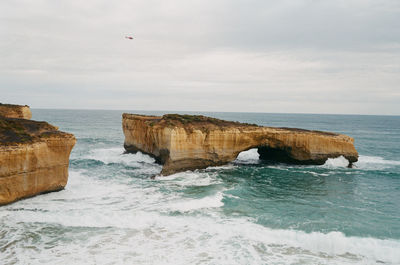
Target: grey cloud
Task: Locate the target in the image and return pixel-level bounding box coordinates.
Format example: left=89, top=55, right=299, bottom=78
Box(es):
left=0, top=0, right=399, bottom=114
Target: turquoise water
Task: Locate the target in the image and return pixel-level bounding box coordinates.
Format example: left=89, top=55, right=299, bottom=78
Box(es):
left=1, top=109, right=400, bottom=264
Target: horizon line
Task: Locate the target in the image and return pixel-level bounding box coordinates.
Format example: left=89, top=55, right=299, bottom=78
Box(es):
left=30, top=107, right=400, bottom=117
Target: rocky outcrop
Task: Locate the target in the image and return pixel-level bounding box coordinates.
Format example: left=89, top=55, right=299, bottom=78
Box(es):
left=0, top=103, right=32, bottom=119
left=123, top=114, right=358, bottom=175
left=0, top=107, right=76, bottom=205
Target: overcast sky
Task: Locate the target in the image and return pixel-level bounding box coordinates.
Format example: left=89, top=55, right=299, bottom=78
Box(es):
left=1, top=0, right=399, bottom=114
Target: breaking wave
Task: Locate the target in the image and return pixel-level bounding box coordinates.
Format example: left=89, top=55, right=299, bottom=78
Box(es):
left=83, top=147, right=156, bottom=166
left=354, top=155, right=400, bottom=170
left=323, top=156, right=350, bottom=168
left=235, top=148, right=260, bottom=164
left=2, top=171, right=400, bottom=264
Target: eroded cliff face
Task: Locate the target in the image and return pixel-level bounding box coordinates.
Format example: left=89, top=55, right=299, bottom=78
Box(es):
left=0, top=115, right=76, bottom=205
left=0, top=103, right=32, bottom=119
left=123, top=114, right=359, bottom=176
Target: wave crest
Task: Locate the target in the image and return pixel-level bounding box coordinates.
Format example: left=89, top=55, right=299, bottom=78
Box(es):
left=83, top=147, right=156, bottom=166
left=323, top=156, right=350, bottom=168
left=355, top=155, right=400, bottom=170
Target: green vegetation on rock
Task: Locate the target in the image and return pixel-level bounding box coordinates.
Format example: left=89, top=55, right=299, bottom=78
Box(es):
left=0, top=117, right=59, bottom=145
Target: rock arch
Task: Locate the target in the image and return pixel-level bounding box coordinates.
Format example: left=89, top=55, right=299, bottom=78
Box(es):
left=122, top=114, right=358, bottom=176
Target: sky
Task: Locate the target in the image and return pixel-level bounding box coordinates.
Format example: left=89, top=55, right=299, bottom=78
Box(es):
left=1, top=0, right=399, bottom=115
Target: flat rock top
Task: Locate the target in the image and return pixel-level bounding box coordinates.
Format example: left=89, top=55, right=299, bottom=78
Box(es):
left=0, top=103, right=32, bottom=120
left=123, top=113, right=339, bottom=136
left=0, top=117, right=73, bottom=145
left=0, top=103, right=29, bottom=109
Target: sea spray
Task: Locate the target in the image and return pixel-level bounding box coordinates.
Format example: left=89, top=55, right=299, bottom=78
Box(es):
left=323, top=156, right=350, bottom=168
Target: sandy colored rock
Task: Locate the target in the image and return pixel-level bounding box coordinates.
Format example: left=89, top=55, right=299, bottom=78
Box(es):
left=0, top=103, right=32, bottom=119
left=123, top=114, right=358, bottom=175
left=0, top=117, right=76, bottom=205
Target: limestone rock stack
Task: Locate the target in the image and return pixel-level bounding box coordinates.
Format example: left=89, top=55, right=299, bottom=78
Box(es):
left=0, top=104, right=76, bottom=205
left=122, top=114, right=358, bottom=175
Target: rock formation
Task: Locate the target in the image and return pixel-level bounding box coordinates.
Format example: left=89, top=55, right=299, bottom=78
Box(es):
left=123, top=114, right=358, bottom=175
left=0, top=103, right=32, bottom=119
left=0, top=104, right=76, bottom=205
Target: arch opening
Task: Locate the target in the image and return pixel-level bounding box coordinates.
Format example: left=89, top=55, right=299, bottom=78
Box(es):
left=235, top=148, right=260, bottom=164
left=257, top=146, right=297, bottom=164
left=234, top=146, right=298, bottom=165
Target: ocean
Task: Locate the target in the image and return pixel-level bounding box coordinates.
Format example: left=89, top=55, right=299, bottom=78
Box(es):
left=1, top=109, right=399, bottom=264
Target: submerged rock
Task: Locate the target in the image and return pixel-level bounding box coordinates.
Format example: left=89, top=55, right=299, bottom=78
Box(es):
left=123, top=114, right=358, bottom=176
left=0, top=105, right=75, bottom=205
left=0, top=103, right=32, bottom=119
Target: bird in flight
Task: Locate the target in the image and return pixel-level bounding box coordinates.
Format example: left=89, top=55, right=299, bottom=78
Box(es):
left=125, top=36, right=133, bottom=40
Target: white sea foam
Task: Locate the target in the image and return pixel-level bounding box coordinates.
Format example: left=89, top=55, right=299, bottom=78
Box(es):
left=154, top=170, right=223, bottom=187
left=235, top=148, right=260, bottom=164
left=354, top=155, right=400, bottom=170
left=165, top=191, right=225, bottom=212
left=2, top=171, right=400, bottom=265
left=206, top=164, right=237, bottom=170
left=83, top=147, right=156, bottom=166
left=4, top=210, right=400, bottom=264
left=323, top=155, right=350, bottom=168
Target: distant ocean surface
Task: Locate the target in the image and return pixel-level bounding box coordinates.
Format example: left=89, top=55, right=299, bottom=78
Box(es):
left=1, top=109, right=400, bottom=264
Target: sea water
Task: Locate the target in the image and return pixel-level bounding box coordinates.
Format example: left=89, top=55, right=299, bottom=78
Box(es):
left=1, top=110, right=399, bottom=264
